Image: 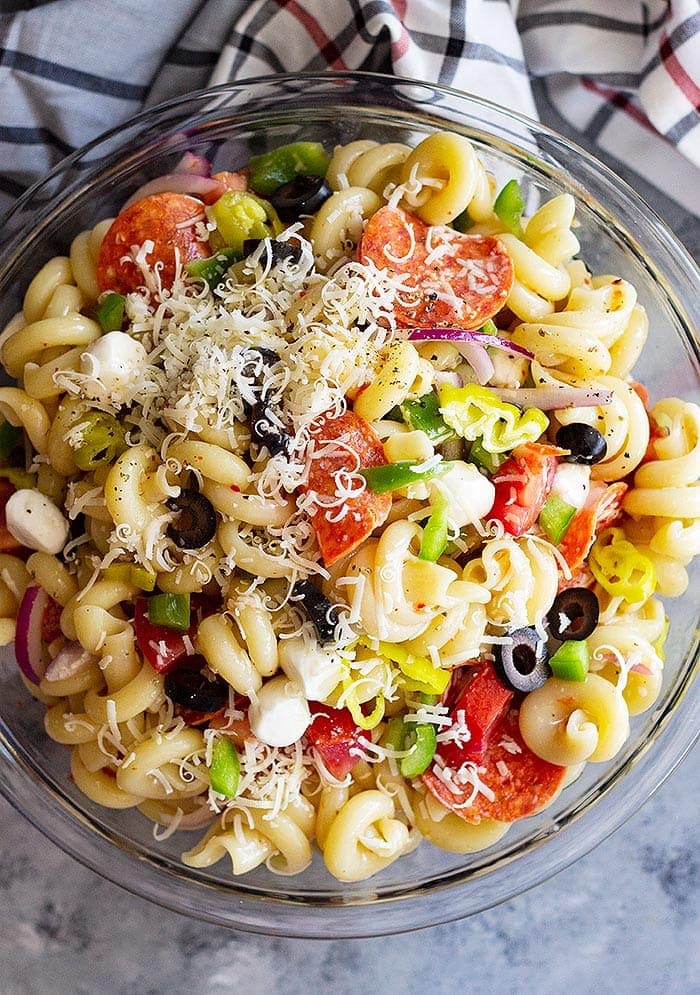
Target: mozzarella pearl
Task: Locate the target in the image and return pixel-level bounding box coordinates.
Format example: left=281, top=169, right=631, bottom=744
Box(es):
left=550, top=462, right=590, bottom=511
left=80, top=330, right=147, bottom=404
left=429, top=460, right=495, bottom=529
left=248, top=676, right=311, bottom=748
left=279, top=635, right=343, bottom=701
left=5, top=488, right=70, bottom=554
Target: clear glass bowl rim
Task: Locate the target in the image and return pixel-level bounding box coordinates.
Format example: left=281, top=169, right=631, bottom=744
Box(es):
left=0, top=71, right=697, bottom=938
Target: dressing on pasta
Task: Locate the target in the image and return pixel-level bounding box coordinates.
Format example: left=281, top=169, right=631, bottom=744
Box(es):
left=1, top=130, right=697, bottom=884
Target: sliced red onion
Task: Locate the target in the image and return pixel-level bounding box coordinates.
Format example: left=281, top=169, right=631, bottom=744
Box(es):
left=121, top=173, right=225, bottom=210
left=15, top=584, right=51, bottom=684
left=433, top=371, right=464, bottom=388
left=408, top=326, right=534, bottom=359
left=455, top=341, right=494, bottom=385
left=490, top=386, right=614, bottom=410
left=43, top=642, right=96, bottom=684
left=173, top=151, right=212, bottom=176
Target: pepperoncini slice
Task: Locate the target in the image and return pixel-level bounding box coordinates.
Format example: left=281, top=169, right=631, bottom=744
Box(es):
left=70, top=411, right=128, bottom=471
left=438, top=384, right=549, bottom=454
left=103, top=562, right=157, bottom=591
left=589, top=527, right=657, bottom=603
left=342, top=681, right=385, bottom=731
left=375, top=640, right=450, bottom=696
left=208, top=190, right=283, bottom=254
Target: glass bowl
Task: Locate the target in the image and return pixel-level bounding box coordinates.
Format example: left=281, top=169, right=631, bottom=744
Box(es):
left=0, top=72, right=697, bottom=938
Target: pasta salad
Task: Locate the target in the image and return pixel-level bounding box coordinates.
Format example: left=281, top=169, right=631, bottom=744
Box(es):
left=0, top=130, right=697, bottom=883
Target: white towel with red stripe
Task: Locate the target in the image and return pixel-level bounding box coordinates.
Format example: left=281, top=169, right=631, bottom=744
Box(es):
left=0, top=0, right=698, bottom=223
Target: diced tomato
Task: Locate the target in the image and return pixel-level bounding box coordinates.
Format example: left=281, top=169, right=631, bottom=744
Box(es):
left=305, top=702, right=365, bottom=779
left=302, top=410, right=392, bottom=566
left=97, top=192, right=210, bottom=295
left=558, top=480, right=627, bottom=579
left=133, top=594, right=217, bottom=674
left=489, top=442, right=559, bottom=537
left=0, top=479, right=24, bottom=554
left=437, top=660, right=514, bottom=768
left=359, top=205, right=513, bottom=329
left=629, top=380, right=650, bottom=409
left=422, top=708, right=568, bottom=825
left=640, top=411, right=669, bottom=465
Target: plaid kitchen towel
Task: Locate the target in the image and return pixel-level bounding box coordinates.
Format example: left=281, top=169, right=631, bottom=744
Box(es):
left=0, top=0, right=698, bottom=219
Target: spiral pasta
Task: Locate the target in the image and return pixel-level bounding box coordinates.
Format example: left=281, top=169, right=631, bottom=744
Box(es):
left=327, top=139, right=411, bottom=195
left=623, top=398, right=700, bottom=595
left=2, top=128, right=697, bottom=886
left=462, top=534, right=560, bottom=630
left=398, top=131, right=495, bottom=226
left=519, top=674, right=630, bottom=765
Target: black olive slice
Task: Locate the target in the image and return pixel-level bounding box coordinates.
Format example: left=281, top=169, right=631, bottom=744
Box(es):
left=166, top=488, right=217, bottom=549
left=250, top=401, right=291, bottom=457
left=547, top=587, right=600, bottom=641
left=164, top=664, right=229, bottom=713
left=241, top=346, right=281, bottom=382
left=247, top=346, right=281, bottom=366
left=291, top=579, right=339, bottom=644
left=555, top=423, right=607, bottom=465
left=496, top=627, right=551, bottom=692
left=242, top=238, right=303, bottom=266
left=269, top=174, right=332, bottom=221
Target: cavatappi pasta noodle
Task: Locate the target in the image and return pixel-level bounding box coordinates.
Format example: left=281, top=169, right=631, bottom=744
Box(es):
left=1, top=130, right=697, bottom=883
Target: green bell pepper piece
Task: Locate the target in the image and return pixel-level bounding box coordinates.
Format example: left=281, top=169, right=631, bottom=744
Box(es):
left=539, top=494, right=577, bottom=545
left=468, top=437, right=506, bottom=475
left=94, top=292, right=125, bottom=333
left=381, top=715, right=438, bottom=778
left=400, top=392, right=455, bottom=444
left=399, top=722, right=437, bottom=778
left=209, top=737, right=241, bottom=797
left=185, top=246, right=241, bottom=291
left=419, top=495, right=449, bottom=562
left=452, top=207, right=475, bottom=233
left=147, top=592, right=191, bottom=632
left=381, top=716, right=405, bottom=753
left=494, top=178, right=525, bottom=237
left=549, top=639, right=589, bottom=682
left=360, top=459, right=450, bottom=494
left=248, top=141, right=329, bottom=196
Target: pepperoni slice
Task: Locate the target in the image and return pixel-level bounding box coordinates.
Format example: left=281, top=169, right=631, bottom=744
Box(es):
left=97, top=192, right=210, bottom=295
left=301, top=410, right=392, bottom=566
left=558, top=480, right=627, bottom=580
left=211, top=170, right=248, bottom=194
left=359, top=205, right=513, bottom=329
left=422, top=709, right=568, bottom=825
